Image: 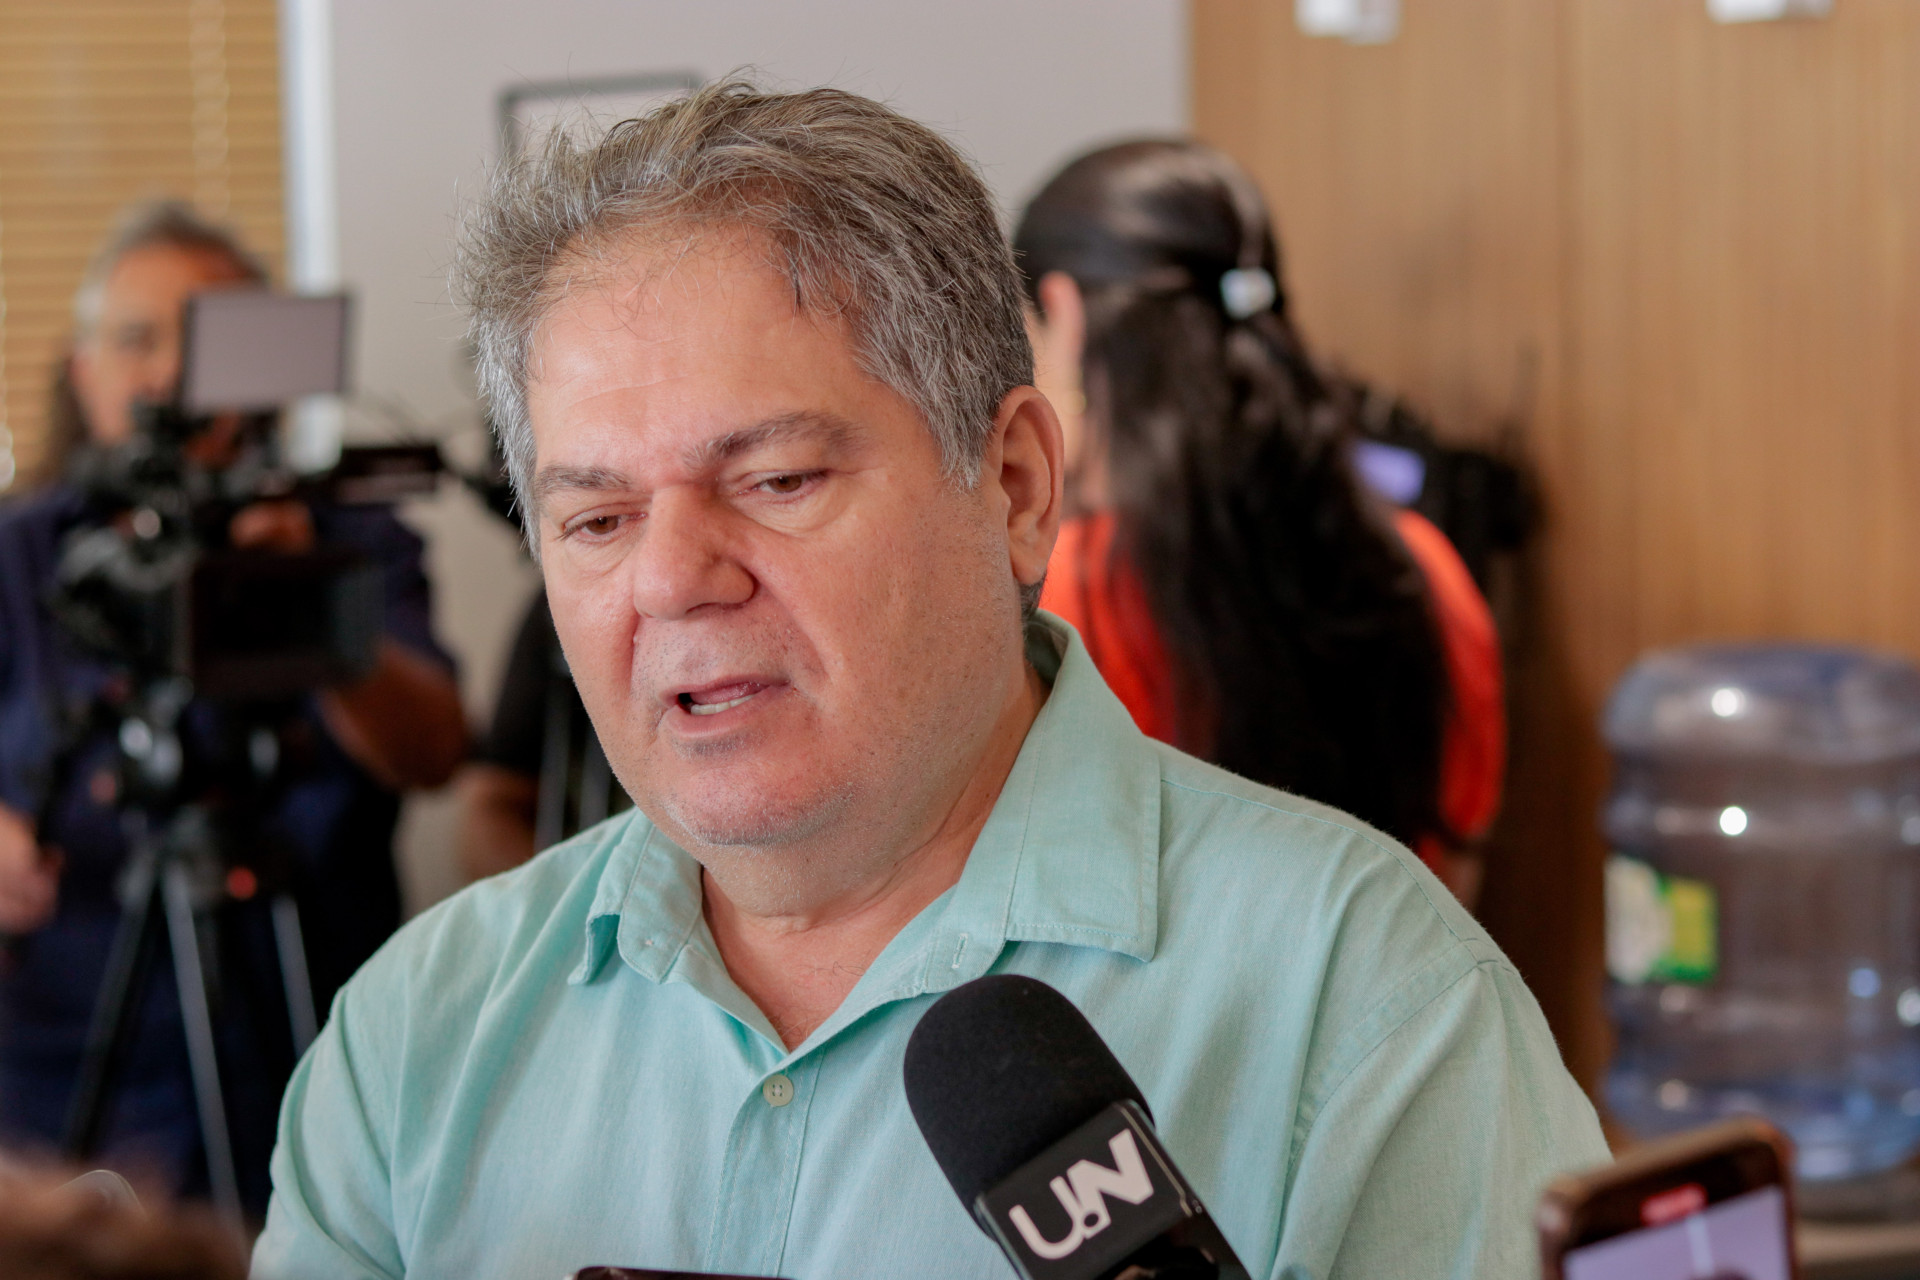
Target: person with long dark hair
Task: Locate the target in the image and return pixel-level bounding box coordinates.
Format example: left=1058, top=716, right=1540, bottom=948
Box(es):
left=1017, top=139, right=1503, bottom=896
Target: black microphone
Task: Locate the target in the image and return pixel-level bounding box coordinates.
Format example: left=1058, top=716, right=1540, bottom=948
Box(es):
left=904, top=974, right=1250, bottom=1280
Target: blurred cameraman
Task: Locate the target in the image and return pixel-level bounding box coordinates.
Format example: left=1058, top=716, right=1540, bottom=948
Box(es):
left=0, top=203, right=466, bottom=1212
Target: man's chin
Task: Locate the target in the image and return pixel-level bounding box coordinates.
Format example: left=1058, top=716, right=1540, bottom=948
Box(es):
left=651, top=778, right=852, bottom=851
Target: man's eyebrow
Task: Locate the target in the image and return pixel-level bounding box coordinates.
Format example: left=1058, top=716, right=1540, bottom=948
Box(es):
left=684, top=411, right=860, bottom=471
left=530, top=413, right=860, bottom=510
left=531, top=465, right=633, bottom=510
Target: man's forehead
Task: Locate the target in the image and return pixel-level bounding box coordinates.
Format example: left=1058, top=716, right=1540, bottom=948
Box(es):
left=111, top=242, right=252, bottom=290
left=553, top=223, right=815, bottom=332
left=100, top=246, right=253, bottom=321
left=526, top=226, right=892, bottom=432
left=526, top=227, right=850, bottom=400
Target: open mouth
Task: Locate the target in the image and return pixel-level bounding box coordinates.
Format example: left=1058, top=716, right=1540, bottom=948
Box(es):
left=676, top=680, right=768, bottom=717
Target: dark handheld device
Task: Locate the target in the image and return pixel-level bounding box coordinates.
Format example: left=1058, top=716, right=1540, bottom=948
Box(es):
left=566, top=1271, right=781, bottom=1280
left=1538, top=1118, right=1799, bottom=1280
left=904, top=974, right=1249, bottom=1280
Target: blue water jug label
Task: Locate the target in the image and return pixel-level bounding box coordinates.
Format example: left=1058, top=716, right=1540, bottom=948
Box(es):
left=1606, top=854, right=1718, bottom=985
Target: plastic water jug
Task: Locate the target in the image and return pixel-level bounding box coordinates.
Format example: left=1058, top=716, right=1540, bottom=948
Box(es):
left=1604, top=644, right=1920, bottom=1181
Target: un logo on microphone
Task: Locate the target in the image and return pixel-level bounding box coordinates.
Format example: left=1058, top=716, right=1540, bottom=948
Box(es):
left=976, top=1102, right=1194, bottom=1280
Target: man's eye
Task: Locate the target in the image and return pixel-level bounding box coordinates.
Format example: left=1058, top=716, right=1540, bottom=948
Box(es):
left=573, top=514, right=624, bottom=538
left=759, top=472, right=815, bottom=496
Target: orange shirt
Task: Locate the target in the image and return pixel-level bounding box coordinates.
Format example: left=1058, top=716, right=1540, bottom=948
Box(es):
left=1040, top=509, right=1506, bottom=871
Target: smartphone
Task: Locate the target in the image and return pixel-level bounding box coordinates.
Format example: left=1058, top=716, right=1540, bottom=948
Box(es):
left=567, top=1271, right=781, bottom=1280
left=1538, top=1117, right=1798, bottom=1280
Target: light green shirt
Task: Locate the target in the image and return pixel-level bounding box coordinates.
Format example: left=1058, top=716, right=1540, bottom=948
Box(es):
left=254, top=614, right=1606, bottom=1280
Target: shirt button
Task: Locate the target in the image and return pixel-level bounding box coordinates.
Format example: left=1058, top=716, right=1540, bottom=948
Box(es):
left=762, top=1073, right=795, bottom=1107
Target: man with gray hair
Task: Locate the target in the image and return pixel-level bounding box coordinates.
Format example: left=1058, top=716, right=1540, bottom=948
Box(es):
left=257, top=81, right=1605, bottom=1279
left=0, top=200, right=466, bottom=1213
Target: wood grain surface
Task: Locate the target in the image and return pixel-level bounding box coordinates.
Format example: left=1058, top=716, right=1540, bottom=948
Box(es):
left=1193, top=0, right=1920, bottom=1094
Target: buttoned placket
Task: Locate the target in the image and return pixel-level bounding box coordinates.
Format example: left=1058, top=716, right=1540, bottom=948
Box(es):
left=686, top=901, right=1025, bottom=1276
left=701, top=1046, right=825, bottom=1278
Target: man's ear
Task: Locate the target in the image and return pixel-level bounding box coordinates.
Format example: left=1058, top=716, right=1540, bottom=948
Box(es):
left=984, top=384, right=1065, bottom=595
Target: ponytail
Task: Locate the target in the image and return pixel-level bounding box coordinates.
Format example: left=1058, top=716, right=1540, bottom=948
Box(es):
left=1017, top=140, right=1450, bottom=844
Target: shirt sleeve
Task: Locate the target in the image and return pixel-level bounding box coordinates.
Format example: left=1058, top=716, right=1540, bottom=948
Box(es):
left=1037, top=516, right=1180, bottom=745
left=0, top=491, right=78, bottom=817
left=1394, top=509, right=1507, bottom=854
left=474, top=589, right=558, bottom=777
left=1275, top=954, right=1610, bottom=1280
left=253, top=985, right=405, bottom=1280
left=311, top=503, right=455, bottom=674
left=0, top=515, right=43, bottom=816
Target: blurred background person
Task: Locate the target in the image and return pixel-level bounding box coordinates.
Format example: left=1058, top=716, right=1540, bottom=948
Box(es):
left=0, top=1158, right=246, bottom=1280
left=453, top=590, right=552, bottom=881
left=451, top=438, right=630, bottom=884
left=0, top=202, right=467, bottom=1214
left=1016, top=140, right=1504, bottom=901
left=454, top=585, right=629, bottom=882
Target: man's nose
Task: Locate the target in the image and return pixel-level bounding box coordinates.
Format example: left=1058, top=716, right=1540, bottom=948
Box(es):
left=625, top=489, right=755, bottom=621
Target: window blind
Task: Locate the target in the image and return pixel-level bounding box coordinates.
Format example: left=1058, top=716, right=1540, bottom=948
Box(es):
left=0, top=0, right=284, bottom=489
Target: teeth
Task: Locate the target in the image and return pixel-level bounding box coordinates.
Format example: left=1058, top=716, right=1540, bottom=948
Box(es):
left=687, top=691, right=756, bottom=716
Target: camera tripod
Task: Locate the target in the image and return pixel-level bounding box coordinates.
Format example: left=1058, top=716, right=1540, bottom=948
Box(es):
left=59, top=699, right=318, bottom=1225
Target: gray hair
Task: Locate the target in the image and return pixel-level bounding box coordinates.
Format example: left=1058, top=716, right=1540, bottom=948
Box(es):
left=73, top=199, right=269, bottom=339
left=453, top=78, right=1035, bottom=526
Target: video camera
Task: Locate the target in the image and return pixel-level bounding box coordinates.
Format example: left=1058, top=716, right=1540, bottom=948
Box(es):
left=43, top=287, right=449, bottom=1217
left=48, top=289, right=441, bottom=702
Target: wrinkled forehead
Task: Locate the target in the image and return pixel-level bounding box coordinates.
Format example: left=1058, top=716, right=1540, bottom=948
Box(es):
left=549, top=218, right=848, bottom=333
left=117, top=240, right=255, bottom=287
left=525, top=221, right=866, bottom=399
left=95, top=243, right=257, bottom=325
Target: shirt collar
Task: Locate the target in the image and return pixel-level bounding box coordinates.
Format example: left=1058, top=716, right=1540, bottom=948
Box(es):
left=571, top=612, right=1162, bottom=1001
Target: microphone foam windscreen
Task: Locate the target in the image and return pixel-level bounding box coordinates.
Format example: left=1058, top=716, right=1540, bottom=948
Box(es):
left=903, top=974, right=1150, bottom=1213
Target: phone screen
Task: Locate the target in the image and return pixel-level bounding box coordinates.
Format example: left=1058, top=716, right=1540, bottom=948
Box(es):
left=1563, top=1182, right=1792, bottom=1280
left=568, top=1270, right=779, bottom=1280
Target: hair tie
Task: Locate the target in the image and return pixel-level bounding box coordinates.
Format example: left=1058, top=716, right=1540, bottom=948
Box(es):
left=1219, top=267, right=1277, bottom=320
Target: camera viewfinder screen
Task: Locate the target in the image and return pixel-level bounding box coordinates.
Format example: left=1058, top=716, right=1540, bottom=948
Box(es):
left=1564, top=1184, right=1790, bottom=1280
left=180, top=291, right=349, bottom=414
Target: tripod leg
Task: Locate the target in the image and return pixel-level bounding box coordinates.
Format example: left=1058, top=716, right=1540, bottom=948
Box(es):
left=161, top=861, right=241, bottom=1225
left=63, top=848, right=163, bottom=1160
left=270, top=894, right=318, bottom=1056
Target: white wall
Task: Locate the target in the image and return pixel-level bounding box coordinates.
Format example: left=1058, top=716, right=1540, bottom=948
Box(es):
left=319, top=0, right=1188, bottom=911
